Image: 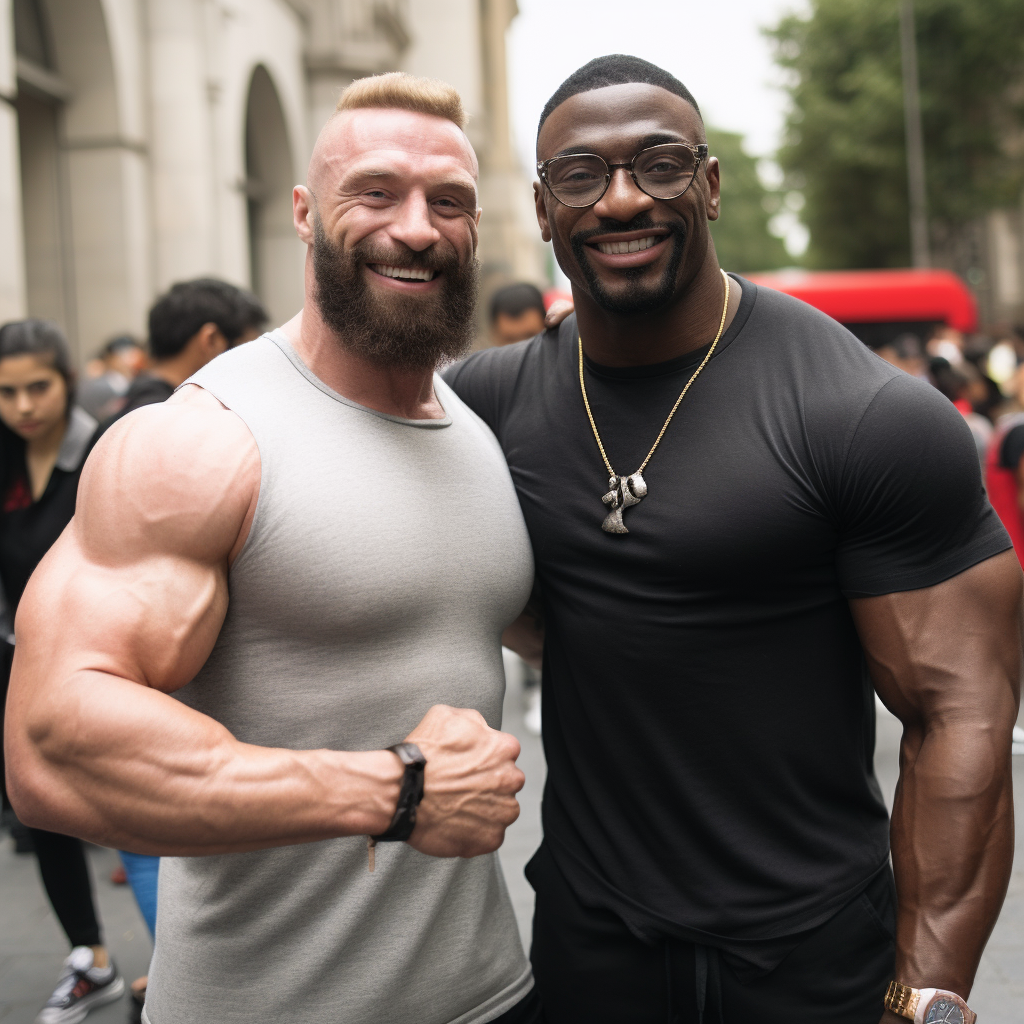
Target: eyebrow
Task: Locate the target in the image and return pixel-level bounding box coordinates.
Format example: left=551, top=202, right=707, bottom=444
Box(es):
left=344, top=168, right=477, bottom=199
left=551, top=132, right=692, bottom=160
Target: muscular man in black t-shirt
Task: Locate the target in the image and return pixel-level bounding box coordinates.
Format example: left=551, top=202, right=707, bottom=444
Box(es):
left=444, top=56, right=1020, bottom=1024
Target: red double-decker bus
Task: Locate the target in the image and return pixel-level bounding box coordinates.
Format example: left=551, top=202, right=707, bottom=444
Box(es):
left=744, top=268, right=977, bottom=345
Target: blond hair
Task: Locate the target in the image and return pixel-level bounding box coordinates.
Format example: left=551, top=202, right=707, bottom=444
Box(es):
left=336, top=72, right=466, bottom=130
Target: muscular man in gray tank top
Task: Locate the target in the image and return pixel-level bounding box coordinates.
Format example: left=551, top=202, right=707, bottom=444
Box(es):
left=8, top=74, right=538, bottom=1024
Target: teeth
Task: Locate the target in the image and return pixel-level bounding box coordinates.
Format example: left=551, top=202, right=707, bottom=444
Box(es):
left=371, top=264, right=435, bottom=281
left=596, top=236, right=661, bottom=255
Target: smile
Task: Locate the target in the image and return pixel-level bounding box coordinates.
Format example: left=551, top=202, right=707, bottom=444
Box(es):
left=593, top=236, right=662, bottom=255
left=368, top=264, right=437, bottom=281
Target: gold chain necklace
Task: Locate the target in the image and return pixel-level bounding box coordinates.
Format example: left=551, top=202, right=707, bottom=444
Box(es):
left=579, top=270, right=730, bottom=534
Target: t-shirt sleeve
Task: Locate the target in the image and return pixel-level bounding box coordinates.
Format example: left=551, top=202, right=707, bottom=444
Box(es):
left=442, top=343, right=529, bottom=437
left=835, top=373, right=1011, bottom=597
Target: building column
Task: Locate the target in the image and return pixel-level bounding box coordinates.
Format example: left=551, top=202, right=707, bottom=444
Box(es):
left=0, top=0, right=26, bottom=322
left=146, top=0, right=217, bottom=289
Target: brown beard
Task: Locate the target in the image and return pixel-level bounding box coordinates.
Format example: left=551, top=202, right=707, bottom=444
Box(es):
left=311, top=215, right=478, bottom=371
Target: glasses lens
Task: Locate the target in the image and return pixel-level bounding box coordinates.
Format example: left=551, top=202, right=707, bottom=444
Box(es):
left=633, top=145, right=697, bottom=199
left=546, top=155, right=609, bottom=207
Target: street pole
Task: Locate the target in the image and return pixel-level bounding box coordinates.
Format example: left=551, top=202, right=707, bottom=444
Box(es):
left=899, top=0, right=930, bottom=268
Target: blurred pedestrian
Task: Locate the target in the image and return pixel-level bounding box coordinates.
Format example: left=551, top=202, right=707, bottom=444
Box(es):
left=490, top=283, right=547, bottom=346
left=97, top=279, right=266, bottom=435
left=871, top=331, right=927, bottom=378
left=76, top=336, right=147, bottom=421
left=0, top=319, right=125, bottom=1023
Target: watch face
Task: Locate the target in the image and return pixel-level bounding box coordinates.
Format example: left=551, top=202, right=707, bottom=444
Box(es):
left=924, top=996, right=965, bottom=1024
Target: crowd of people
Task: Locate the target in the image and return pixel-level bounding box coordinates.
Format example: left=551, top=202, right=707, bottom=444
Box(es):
left=0, top=55, right=1021, bottom=1024
left=0, top=279, right=266, bottom=1022
left=872, top=324, right=1024, bottom=583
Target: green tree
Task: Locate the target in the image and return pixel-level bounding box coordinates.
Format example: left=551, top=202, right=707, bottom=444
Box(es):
left=707, top=128, right=791, bottom=273
left=768, top=0, right=1024, bottom=269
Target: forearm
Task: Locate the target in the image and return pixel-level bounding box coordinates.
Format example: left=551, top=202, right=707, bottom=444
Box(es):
left=501, top=610, right=544, bottom=671
left=889, top=718, right=1015, bottom=995
left=8, top=669, right=402, bottom=855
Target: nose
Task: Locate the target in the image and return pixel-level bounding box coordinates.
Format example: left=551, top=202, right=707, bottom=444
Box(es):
left=15, top=390, right=33, bottom=414
left=388, top=189, right=442, bottom=253
left=592, top=166, right=655, bottom=223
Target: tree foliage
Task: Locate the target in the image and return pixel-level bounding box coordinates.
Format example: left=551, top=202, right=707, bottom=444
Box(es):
left=768, top=0, right=1024, bottom=269
left=707, top=128, right=790, bottom=273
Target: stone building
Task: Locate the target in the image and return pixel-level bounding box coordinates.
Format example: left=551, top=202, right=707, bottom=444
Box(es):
left=0, top=0, right=546, bottom=364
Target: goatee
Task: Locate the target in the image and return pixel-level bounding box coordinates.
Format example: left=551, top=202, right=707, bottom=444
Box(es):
left=570, top=213, right=688, bottom=317
left=312, top=216, right=478, bottom=371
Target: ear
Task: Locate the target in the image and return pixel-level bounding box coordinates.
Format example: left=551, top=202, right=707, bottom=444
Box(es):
left=705, top=156, right=721, bottom=223
left=194, top=322, right=226, bottom=355
left=294, top=186, right=315, bottom=243
left=534, top=181, right=551, bottom=243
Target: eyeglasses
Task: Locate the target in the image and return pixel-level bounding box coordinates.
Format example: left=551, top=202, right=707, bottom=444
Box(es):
left=537, top=143, right=709, bottom=209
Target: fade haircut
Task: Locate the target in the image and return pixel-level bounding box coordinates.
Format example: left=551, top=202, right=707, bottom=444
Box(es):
left=337, top=72, right=466, bottom=130
left=538, top=55, right=702, bottom=141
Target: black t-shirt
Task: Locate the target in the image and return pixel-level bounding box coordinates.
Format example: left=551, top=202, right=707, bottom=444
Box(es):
left=94, top=373, right=175, bottom=442
left=444, top=276, right=1008, bottom=955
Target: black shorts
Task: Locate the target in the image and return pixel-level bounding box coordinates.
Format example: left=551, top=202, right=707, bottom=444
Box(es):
left=527, top=844, right=896, bottom=1024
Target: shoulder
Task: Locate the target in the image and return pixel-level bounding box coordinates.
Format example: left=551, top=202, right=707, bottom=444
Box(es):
left=443, top=318, right=573, bottom=431
left=79, top=386, right=260, bottom=566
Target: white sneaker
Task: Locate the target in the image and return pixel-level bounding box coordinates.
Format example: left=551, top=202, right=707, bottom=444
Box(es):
left=1013, top=726, right=1024, bottom=756
left=35, top=946, right=125, bottom=1024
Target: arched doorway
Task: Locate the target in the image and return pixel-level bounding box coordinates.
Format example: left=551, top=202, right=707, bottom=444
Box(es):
left=245, top=66, right=302, bottom=326
left=13, top=0, right=72, bottom=334
left=12, top=0, right=137, bottom=362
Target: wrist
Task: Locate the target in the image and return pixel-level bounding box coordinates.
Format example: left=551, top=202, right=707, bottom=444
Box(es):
left=329, top=749, right=403, bottom=836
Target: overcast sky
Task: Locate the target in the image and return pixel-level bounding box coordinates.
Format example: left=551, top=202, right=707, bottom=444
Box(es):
left=506, top=0, right=811, bottom=259
left=507, top=0, right=808, bottom=170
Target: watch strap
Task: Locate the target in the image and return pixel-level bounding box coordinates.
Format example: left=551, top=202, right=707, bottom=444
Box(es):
left=370, top=742, right=426, bottom=843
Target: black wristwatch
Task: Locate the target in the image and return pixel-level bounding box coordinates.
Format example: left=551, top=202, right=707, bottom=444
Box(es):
left=371, top=742, right=426, bottom=843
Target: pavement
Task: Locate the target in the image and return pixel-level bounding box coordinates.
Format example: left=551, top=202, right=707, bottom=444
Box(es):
left=1, top=663, right=1021, bottom=1023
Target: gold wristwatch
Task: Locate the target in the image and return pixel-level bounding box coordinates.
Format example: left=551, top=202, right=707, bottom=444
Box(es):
left=884, top=981, right=977, bottom=1024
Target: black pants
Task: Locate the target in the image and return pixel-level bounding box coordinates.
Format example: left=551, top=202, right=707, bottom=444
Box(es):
left=528, top=845, right=895, bottom=1024
left=29, top=828, right=103, bottom=948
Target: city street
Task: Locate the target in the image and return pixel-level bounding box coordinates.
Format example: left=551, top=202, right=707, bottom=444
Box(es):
left=1, top=669, right=1021, bottom=1022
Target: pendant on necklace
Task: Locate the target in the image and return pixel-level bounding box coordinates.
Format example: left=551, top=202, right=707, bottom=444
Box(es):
left=601, top=472, right=647, bottom=534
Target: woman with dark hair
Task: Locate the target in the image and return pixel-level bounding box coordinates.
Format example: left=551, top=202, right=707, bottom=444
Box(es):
left=0, top=319, right=125, bottom=1023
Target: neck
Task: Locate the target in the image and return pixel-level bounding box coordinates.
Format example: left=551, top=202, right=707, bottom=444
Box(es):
left=281, top=305, right=445, bottom=421
left=149, top=357, right=194, bottom=390
left=574, top=256, right=738, bottom=368
left=26, top=414, right=67, bottom=460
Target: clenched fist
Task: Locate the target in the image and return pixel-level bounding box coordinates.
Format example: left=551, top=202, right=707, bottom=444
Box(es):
left=403, top=705, right=525, bottom=858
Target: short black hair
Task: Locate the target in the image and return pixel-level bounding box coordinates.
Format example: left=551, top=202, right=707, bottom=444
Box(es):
left=490, top=283, right=546, bottom=323
left=101, top=334, right=142, bottom=357
left=538, top=55, right=702, bottom=142
left=148, top=278, right=268, bottom=360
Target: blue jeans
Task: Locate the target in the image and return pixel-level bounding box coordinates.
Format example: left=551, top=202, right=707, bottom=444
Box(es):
left=119, top=851, right=159, bottom=939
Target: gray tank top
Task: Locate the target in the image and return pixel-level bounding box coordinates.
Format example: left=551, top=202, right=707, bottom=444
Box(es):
left=144, top=332, right=534, bottom=1024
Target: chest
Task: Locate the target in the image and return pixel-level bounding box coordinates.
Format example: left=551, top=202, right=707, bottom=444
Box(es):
left=231, top=408, right=534, bottom=640
left=500, top=371, right=838, bottom=592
